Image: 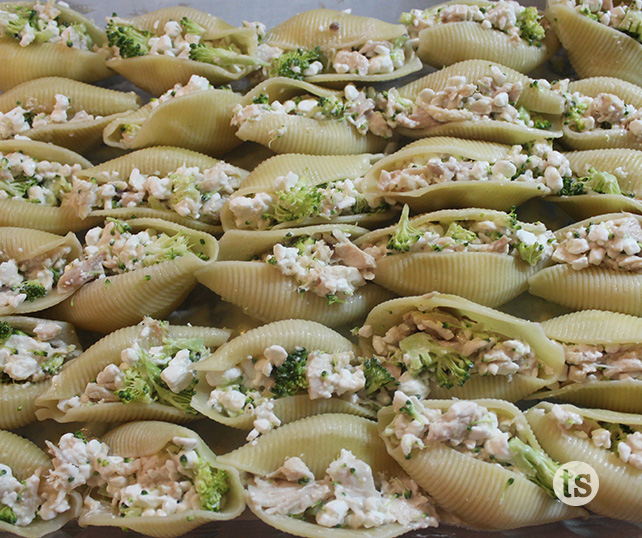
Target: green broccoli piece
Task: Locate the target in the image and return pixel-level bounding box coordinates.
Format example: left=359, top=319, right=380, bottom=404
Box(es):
left=119, top=123, right=141, bottom=141
left=532, top=118, right=552, bottom=130
left=582, top=168, right=621, bottom=195
left=0, top=177, right=37, bottom=199
left=399, top=332, right=473, bottom=389
left=141, top=232, right=191, bottom=266
left=271, top=177, right=322, bottom=224
left=116, top=367, right=153, bottom=404
left=188, top=43, right=267, bottom=68
left=618, top=9, right=642, bottom=42
left=19, top=280, right=46, bottom=302
left=0, top=504, right=17, bottom=525
left=169, top=170, right=200, bottom=214
left=398, top=11, right=415, bottom=26
left=517, top=7, right=546, bottom=46
left=194, top=460, right=229, bottom=512
left=179, top=17, right=206, bottom=37
left=564, top=101, right=590, bottom=131
left=269, top=47, right=323, bottom=80
left=446, top=222, right=477, bottom=244
left=508, top=436, right=559, bottom=498
left=284, top=234, right=317, bottom=255
left=316, top=96, right=346, bottom=118
left=41, top=354, right=65, bottom=376
left=106, top=17, right=151, bottom=58
left=252, top=93, right=269, bottom=105
left=363, top=357, right=396, bottom=395
left=387, top=205, right=422, bottom=252
left=0, top=321, right=13, bottom=342
left=118, top=503, right=143, bottom=518
left=517, top=242, right=545, bottom=266
left=142, top=360, right=199, bottom=415
left=398, top=398, right=425, bottom=423
left=558, top=176, right=586, bottom=196
left=270, top=347, right=309, bottom=398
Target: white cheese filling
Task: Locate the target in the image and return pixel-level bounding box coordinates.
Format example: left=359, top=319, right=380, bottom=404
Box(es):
left=558, top=342, right=642, bottom=383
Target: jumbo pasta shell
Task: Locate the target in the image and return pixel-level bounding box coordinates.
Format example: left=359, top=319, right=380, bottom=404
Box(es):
left=395, top=60, right=563, bottom=143
left=0, top=430, right=81, bottom=538
left=360, top=293, right=563, bottom=401
left=106, top=7, right=259, bottom=95
left=0, top=77, right=140, bottom=153
left=526, top=402, right=642, bottom=521
left=234, top=78, right=389, bottom=155
left=78, top=421, right=245, bottom=538
left=561, top=78, right=642, bottom=151
left=219, top=414, right=413, bottom=538
left=378, top=399, right=586, bottom=530
left=103, top=89, right=242, bottom=156
left=0, top=227, right=82, bottom=315
left=415, top=0, right=559, bottom=73
left=35, top=323, right=230, bottom=423
left=546, top=1, right=642, bottom=86
left=0, top=140, right=97, bottom=233
left=48, top=218, right=218, bottom=333
left=0, top=1, right=111, bottom=90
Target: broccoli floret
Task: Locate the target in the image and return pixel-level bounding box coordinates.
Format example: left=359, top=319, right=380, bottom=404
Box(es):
left=20, top=281, right=46, bottom=302
left=517, top=242, right=545, bottom=266
left=517, top=6, right=546, bottom=46
left=532, top=118, right=552, bottom=130
left=0, top=177, right=37, bottom=199
left=399, top=332, right=473, bottom=389
left=106, top=18, right=151, bottom=58
left=0, top=322, right=13, bottom=342
left=618, top=9, right=642, bottom=42
left=399, top=398, right=425, bottom=423
left=253, top=93, right=269, bottom=105
left=270, top=347, right=309, bottom=398
left=564, top=101, right=590, bottom=131
left=387, top=205, right=422, bottom=252
left=169, top=170, right=200, bottom=214
left=316, top=96, right=346, bottom=118
left=41, top=354, right=65, bottom=376
left=179, top=17, right=206, bottom=37
left=1, top=6, right=54, bottom=42
left=271, top=177, right=322, bottom=224
left=106, top=217, right=132, bottom=234
left=363, top=357, right=396, bottom=395
left=116, top=367, right=153, bottom=404
left=582, top=168, right=621, bottom=195
left=142, top=232, right=191, bottom=266
left=188, top=43, right=267, bottom=68
left=558, top=176, right=586, bottom=196
left=0, top=504, right=17, bottom=525
left=194, top=460, right=229, bottom=512
left=269, top=47, right=323, bottom=80
left=119, top=123, right=141, bottom=141
left=519, top=107, right=551, bottom=130
left=508, top=436, right=559, bottom=498
left=284, top=234, right=317, bottom=255
left=398, top=11, right=415, bottom=26
left=446, top=222, right=477, bottom=244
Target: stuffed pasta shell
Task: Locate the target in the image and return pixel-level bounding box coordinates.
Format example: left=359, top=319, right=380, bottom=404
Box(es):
left=0, top=77, right=140, bottom=154
left=218, top=414, right=440, bottom=538
left=105, top=6, right=263, bottom=95
left=196, top=224, right=392, bottom=327
left=258, top=9, right=421, bottom=85
left=0, top=227, right=81, bottom=315
left=103, top=74, right=242, bottom=156
left=0, top=429, right=81, bottom=538
left=0, top=316, right=80, bottom=429
left=0, top=140, right=96, bottom=233
left=358, top=293, right=564, bottom=402
left=355, top=207, right=555, bottom=306
left=390, top=59, right=564, bottom=143
left=221, top=153, right=394, bottom=231
left=529, top=212, right=642, bottom=315
left=192, top=319, right=397, bottom=442
left=43, top=422, right=245, bottom=537
left=526, top=402, right=642, bottom=521
left=35, top=317, right=230, bottom=424
left=401, top=0, right=559, bottom=73
left=49, top=217, right=217, bottom=333
left=378, top=396, right=586, bottom=529
left=65, top=146, right=248, bottom=235
left=0, top=0, right=111, bottom=90
left=531, top=309, right=642, bottom=413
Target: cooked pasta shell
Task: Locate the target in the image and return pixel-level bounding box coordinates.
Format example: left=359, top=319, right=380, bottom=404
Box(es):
left=0, top=315, right=80, bottom=429
left=548, top=148, right=642, bottom=219
left=75, top=146, right=249, bottom=234
left=526, top=402, right=642, bottom=521
left=362, top=137, right=548, bottom=213
left=355, top=208, right=547, bottom=306
left=378, top=399, right=586, bottom=529
left=546, top=1, right=642, bottom=86
left=0, top=139, right=97, bottom=233
left=35, top=323, right=230, bottom=423
left=48, top=218, right=218, bottom=333
left=106, top=6, right=259, bottom=96
left=0, top=77, right=140, bottom=153
left=220, top=153, right=395, bottom=231
left=196, top=225, right=393, bottom=327
left=0, top=1, right=111, bottom=91
left=191, top=319, right=375, bottom=428
left=395, top=60, right=563, bottom=143
left=78, top=421, right=245, bottom=537
left=103, top=88, right=242, bottom=156
left=528, top=212, right=642, bottom=315
left=0, top=227, right=82, bottom=315
left=561, top=78, right=642, bottom=151
left=219, top=414, right=416, bottom=538
left=264, top=9, right=422, bottom=85
left=414, top=0, right=559, bottom=73
left=234, top=78, right=390, bottom=155
left=360, top=293, right=563, bottom=401
left=0, top=430, right=81, bottom=538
